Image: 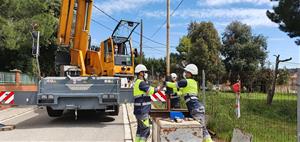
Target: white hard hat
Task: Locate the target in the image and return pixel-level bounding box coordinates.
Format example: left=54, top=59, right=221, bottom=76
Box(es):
left=184, top=64, right=198, bottom=75
left=135, top=64, right=148, bottom=73
left=171, top=73, right=177, bottom=80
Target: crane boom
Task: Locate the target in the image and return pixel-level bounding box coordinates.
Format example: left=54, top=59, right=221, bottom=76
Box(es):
left=57, top=0, right=93, bottom=76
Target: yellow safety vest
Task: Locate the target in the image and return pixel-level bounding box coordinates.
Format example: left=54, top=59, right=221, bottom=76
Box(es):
left=134, top=79, right=144, bottom=97
left=133, top=79, right=155, bottom=97
left=181, top=79, right=198, bottom=95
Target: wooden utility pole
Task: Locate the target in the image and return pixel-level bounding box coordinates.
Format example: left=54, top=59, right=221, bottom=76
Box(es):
left=166, top=0, right=170, bottom=76
left=202, top=70, right=206, bottom=106
left=140, top=19, right=143, bottom=64
left=267, top=55, right=292, bottom=105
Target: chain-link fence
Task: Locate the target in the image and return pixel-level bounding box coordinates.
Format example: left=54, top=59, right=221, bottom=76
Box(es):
left=202, top=88, right=297, bottom=142
left=149, top=75, right=297, bottom=141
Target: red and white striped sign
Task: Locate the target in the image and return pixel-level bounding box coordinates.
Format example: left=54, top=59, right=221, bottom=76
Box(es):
left=0, top=91, right=15, bottom=104
left=151, top=91, right=166, bottom=102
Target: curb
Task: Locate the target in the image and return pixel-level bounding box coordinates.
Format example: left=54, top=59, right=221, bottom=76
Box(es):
left=125, top=103, right=152, bottom=142
left=123, top=104, right=133, bottom=142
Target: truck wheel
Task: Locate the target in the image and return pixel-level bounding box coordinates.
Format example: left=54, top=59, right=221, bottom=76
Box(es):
left=108, top=105, right=119, bottom=116
left=46, top=106, right=63, bottom=117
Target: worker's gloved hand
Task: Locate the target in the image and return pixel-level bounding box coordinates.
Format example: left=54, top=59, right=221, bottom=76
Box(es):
left=156, top=85, right=162, bottom=91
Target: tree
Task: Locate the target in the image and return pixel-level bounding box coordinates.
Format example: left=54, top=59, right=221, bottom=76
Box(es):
left=277, top=69, right=290, bottom=85
left=267, top=55, right=292, bottom=105
left=177, top=21, right=225, bottom=83
left=255, top=68, right=273, bottom=93
left=267, top=0, right=300, bottom=45
left=143, top=57, right=166, bottom=80
left=221, top=21, right=268, bottom=91
left=177, top=36, right=192, bottom=54
left=0, top=0, right=60, bottom=75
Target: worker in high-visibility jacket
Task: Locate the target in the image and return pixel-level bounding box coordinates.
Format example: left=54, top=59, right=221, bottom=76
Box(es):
left=133, top=64, right=158, bottom=142
left=166, top=64, right=213, bottom=142
left=170, top=73, right=180, bottom=109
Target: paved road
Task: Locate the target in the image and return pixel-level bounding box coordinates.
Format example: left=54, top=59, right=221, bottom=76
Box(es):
left=0, top=106, right=129, bottom=141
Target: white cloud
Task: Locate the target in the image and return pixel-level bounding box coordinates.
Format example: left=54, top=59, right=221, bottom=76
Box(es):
left=143, top=8, right=277, bottom=27
left=268, top=37, right=287, bottom=41
left=94, top=0, right=163, bottom=15
left=170, top=32, right=186, bottom=36
left=158, top=22, right=189, bottom=28
left=143, top=11, right=165, bottom=18
left=200, top=0, right=272, bottom=6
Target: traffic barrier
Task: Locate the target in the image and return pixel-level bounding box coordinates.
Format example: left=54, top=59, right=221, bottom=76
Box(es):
left=151, top=91, right=167, bottom=102
left=0, top=91, right=14, bottom=105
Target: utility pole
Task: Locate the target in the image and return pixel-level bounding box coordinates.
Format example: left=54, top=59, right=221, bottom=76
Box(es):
left=152, top=65, right=154, bottom=80
left=267, top=55, right=292, bottom=105
left=166, top=0, right=170, bottom=76
left=297, top=68, right=300, bottom=140
left=202, top=70, right=206, bottom=106
left=140, top=19, right=143, bottom=64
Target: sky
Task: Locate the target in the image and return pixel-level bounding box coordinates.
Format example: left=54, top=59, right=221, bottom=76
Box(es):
left=90, top=0, right=300, bottom=69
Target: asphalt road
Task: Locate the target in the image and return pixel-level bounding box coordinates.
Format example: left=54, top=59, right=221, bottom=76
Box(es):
left=0, top=107, right=128, bottom=141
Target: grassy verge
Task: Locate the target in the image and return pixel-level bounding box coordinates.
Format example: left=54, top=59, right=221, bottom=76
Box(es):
left=203, top=92, right=297, bottom=142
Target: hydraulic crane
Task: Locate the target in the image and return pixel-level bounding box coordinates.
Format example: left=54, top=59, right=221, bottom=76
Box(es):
left=56, top=0, right=139, bottom=80
left=35, top=0, right=138, bottom=117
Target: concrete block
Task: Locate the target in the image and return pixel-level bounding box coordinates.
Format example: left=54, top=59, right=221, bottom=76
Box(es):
left=231, top=128, right=252, bottom=142
left=152, top=118, right=203, bottom=142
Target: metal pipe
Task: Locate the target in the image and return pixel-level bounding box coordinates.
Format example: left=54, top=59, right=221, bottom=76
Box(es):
left=83, top=1, right=89, bottom=31
left=36, top=31, right=41, bottom=79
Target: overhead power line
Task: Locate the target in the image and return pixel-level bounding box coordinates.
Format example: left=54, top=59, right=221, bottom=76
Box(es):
left=269, top=61, right=300, bottom=65
left=132, top=40, right=164, bottom=52
left=93, top=5, right=118, bottom=22
left=92, top=4, right=177, bottom=47
left=150, top=0, right=184, bottom=38
left=91, top=19, right=113, bottom=31
left=91, top=18, right=164, bottom=52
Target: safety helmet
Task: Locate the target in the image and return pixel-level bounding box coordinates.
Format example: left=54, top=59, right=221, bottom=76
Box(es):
left=135, top=64, right=148, bottom=73
left=170, top=73, right=177, bottom=80
left=184, top=64, right=198, bottom=75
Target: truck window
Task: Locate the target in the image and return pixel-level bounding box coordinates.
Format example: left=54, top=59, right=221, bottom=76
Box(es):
left=104, top=40, right=112, bottom=62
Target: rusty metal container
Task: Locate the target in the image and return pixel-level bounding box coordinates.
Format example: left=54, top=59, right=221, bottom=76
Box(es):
left=152, top=118, right=203, bottom=142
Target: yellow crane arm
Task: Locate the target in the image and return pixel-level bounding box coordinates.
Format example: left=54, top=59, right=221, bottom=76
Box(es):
left=57, top=0, right=75, bottom=46
left=57, top=0, right=93, bottom=76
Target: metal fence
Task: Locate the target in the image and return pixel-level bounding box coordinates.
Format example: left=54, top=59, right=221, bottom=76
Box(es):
left=0, top=72, right=37, bottom=84
left=0, top=72, right=16, bottom=84
left=202, top=89, right=297, bottom=142
left=21, top=74, right=37, bottom=84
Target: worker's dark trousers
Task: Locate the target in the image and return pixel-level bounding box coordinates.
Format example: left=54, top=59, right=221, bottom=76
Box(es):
left=170, top=96, right=180, bottom=109
left=185, top=97, right=211, bottom=138
left=135, top=115, right=150, bottom=142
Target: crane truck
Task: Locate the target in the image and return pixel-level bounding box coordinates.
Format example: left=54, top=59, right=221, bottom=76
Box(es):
left=22, top=0, right=139, bottom=117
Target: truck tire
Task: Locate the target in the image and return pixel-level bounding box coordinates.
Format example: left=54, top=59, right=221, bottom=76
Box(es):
left=46, top=106, right=63, bottom=117
left=108, top=105, right=119, bottom=116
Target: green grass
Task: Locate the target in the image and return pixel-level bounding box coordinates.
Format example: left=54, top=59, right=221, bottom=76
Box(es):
left=150, top=91, right=297, bottom=142
left=202, top=92, right=297, bottom=142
